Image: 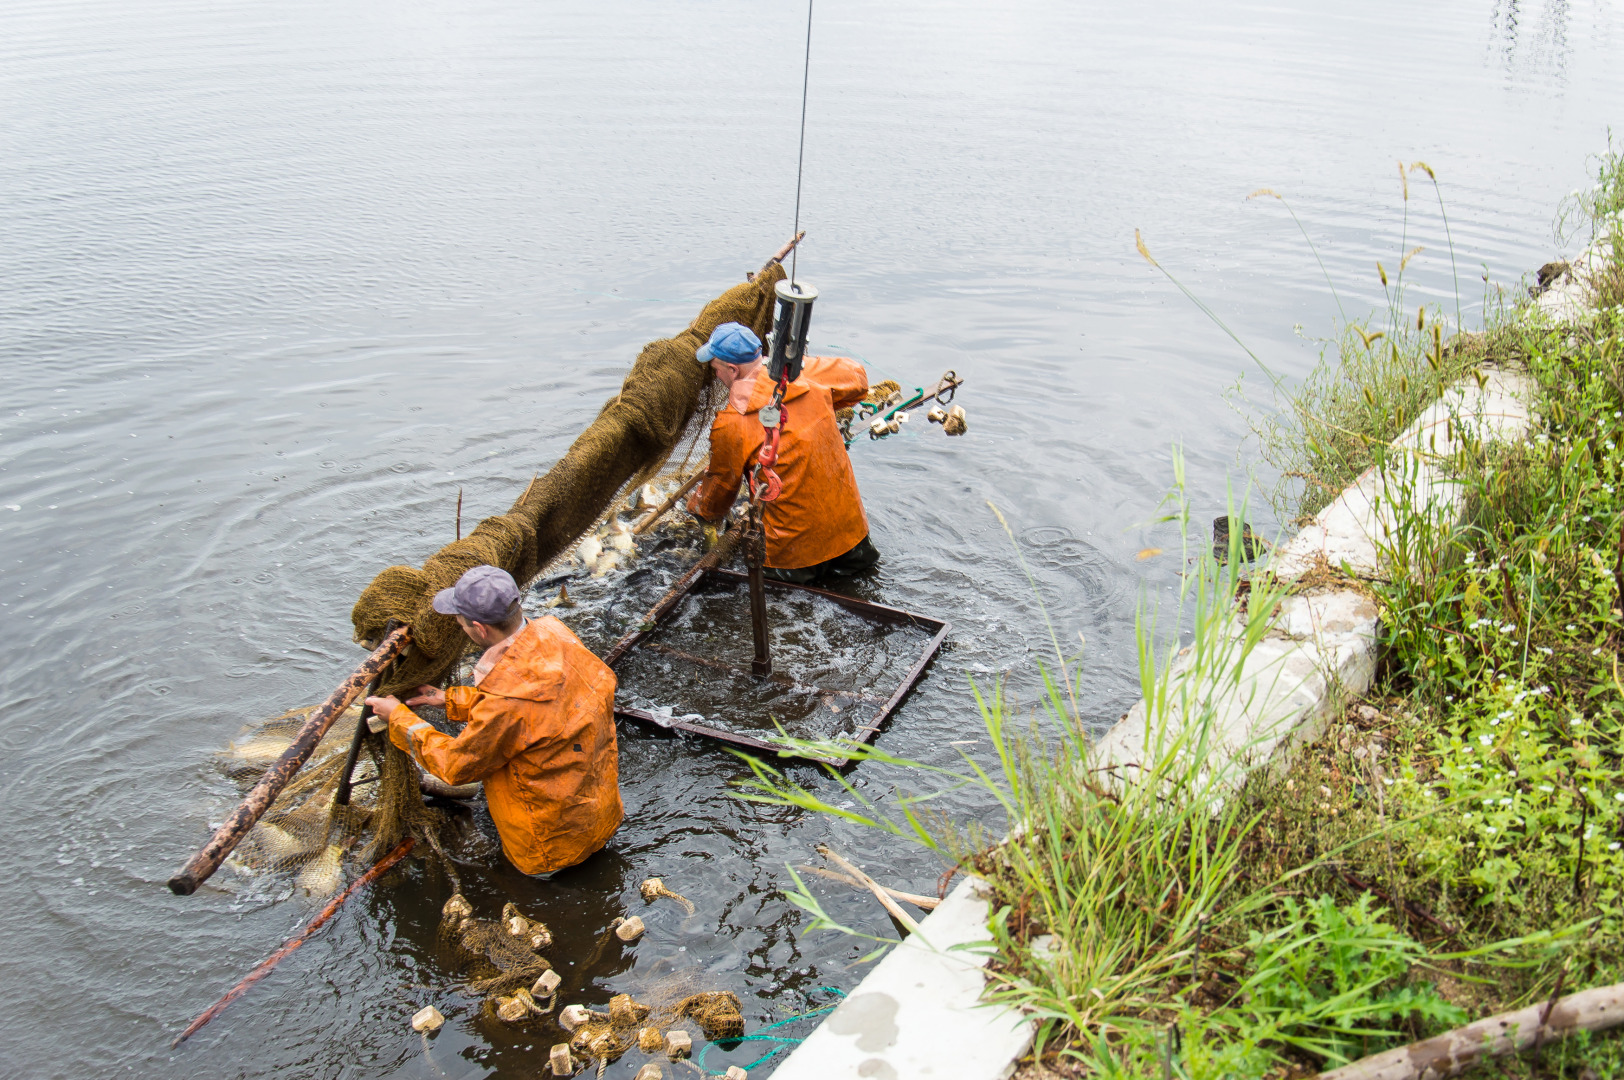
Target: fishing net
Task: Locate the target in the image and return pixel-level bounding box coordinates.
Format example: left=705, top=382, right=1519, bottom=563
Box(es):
left=350, top=265, right=787, bottom=695
left=219, top=689, right=479, bottom=896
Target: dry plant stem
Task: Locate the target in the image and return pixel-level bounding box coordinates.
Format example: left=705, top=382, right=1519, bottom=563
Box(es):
left=793, top=864, right=941, bottom=910
left=817, top=845, right=923, bottom=934
left=172, top=837, right=416, bottom=1047
left=168, top=626, right=411, bottom=895
left=633, top=468, right=706, bottom=535
left=1316, top=980, right=1624, bottom=1080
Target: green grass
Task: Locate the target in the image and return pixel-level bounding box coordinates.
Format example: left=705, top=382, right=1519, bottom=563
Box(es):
left=737, top=144, right=1624, bottom=1078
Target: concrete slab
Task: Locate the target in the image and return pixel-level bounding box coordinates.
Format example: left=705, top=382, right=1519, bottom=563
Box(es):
left=769, top=877, right=1033, bottom=1080
left=1272, top=367, right=1535, bottom=581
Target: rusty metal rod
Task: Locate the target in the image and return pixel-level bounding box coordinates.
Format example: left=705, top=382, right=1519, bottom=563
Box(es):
left=172, top=838, right=416, bottom=1047
left=746, top=521, right=772, bottom=677
left=167, top=626, right=412, bottom=896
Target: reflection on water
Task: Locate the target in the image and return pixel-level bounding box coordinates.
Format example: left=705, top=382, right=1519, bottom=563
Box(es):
left=1489, top=0, right=1576, bottom=85
left=0, top=0, right=1619, bottom=1076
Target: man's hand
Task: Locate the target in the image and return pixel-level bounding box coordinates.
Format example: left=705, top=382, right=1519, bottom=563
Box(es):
left=405, top=685, right=446, bottom=709
left=364, top=694, right=401, bottom=733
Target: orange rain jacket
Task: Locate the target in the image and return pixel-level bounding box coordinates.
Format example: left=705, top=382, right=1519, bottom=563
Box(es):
left=690, top=355, right=870, bottom=570
left=386, top=616, right=622, bottom=875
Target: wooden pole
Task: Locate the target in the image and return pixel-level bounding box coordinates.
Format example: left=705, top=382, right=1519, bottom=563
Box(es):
left=332, top=678, right=378, bottom=807
left=750, top=232, right=806, bottom=281
left=632, top=467, right=707, bottom=535
left=335, top=619, right=402, bottom=807
left=1316, top=981, right=1624, bottom=1080
left=171, top=838, right=416, bottom=1047
left=167, top=625, right=412, bottom=896
left=817, top=845, right=922, bottom=935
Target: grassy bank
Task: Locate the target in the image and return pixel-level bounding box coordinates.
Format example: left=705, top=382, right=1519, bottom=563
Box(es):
left=742, top=145, right=1624, bottom=1079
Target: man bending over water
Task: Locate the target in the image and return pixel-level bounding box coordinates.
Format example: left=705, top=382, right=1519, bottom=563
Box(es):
left=366, top=565, right=621, bottom=876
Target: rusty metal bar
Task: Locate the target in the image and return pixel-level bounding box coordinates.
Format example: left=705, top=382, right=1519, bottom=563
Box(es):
left=332, top=676, right=380, bottom=808
left=167, top=625, right=412, bottom=896
left=746, top=524, right=772, bottom=677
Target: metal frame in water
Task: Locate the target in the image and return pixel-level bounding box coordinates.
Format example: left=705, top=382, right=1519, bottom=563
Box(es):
left=608, top=567, right=949, bottom=765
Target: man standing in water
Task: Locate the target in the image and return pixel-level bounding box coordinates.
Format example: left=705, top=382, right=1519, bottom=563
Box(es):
left=687, top=321, right=880, bottom=583
left=365, top=565, right=621, bottom=876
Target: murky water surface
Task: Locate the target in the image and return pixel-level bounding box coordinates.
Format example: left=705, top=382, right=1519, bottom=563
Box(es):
left=1, top=0, right=1618, bottom=1075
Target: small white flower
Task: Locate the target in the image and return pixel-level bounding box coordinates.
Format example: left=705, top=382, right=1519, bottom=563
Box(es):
left=1610, top=842, right=1622, bottom=851
left=1485, top=827, right=1498, bottom=835
left=1499, top=797, right=1513, bottom=805
left=1480, top=734, right=1494, bottom=745
left=1616, top=793, right=1624, bottom=803
left=1538, top=784, right=1554, bottom=792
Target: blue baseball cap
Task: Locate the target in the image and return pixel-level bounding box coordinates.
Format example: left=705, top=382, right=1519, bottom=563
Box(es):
left=696, top=322, right=762, bottom=365
left=432, top=564, right=520, bottom=625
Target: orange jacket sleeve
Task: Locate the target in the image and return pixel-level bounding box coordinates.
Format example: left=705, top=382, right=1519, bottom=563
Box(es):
left=386, top=689, right=548, bottom=786
left=691, top=416, right=748, bottom=522
left=808, top=355, right=869, bottom=410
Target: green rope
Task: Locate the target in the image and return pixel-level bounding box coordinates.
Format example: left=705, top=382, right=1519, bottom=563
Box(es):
left=692, top=989, right=846, bottom=1072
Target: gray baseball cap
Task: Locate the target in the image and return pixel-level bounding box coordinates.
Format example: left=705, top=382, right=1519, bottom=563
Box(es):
left=432, top=565, right=520, bottom=624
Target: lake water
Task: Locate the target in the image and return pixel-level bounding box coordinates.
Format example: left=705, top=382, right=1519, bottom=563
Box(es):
left=1, top=0, right=1618, bottom=1076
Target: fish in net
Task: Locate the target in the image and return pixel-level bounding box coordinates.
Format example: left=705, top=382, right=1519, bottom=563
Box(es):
left=218, top=697, right=477, bottom=896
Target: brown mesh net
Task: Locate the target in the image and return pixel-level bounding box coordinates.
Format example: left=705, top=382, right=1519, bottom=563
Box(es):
left=349, top=265, right=786, bottom=694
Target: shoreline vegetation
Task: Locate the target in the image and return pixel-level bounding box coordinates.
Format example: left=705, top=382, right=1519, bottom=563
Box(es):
left=742, top=141, right=1624, bottom=1078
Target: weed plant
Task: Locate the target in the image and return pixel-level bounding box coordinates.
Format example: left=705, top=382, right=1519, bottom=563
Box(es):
left=739, top=477, right=1499, bottom=1075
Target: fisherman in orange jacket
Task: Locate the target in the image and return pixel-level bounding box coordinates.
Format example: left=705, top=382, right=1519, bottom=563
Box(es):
left=687, top=321, right=880, bottom=583
left=365, top=565, right=621, bottom=876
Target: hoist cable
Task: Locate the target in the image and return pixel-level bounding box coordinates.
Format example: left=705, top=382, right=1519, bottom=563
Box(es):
left=790, top=0, right=813, bottom=285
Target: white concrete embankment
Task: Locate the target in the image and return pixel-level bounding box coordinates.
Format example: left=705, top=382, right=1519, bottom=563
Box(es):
left=1091, top=365, right=1534, bottom=781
